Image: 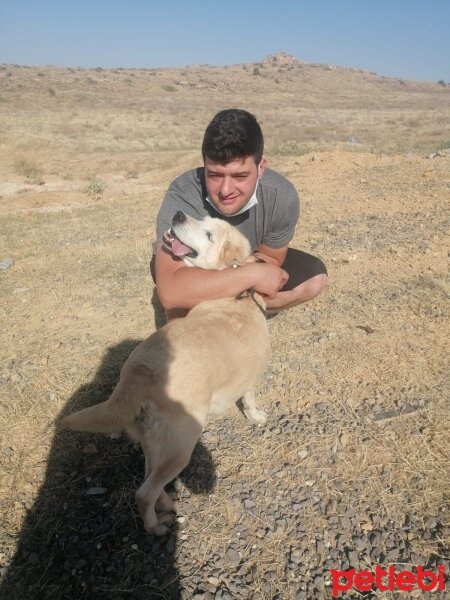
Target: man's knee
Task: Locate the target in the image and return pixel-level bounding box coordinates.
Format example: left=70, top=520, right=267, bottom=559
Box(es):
left=305, top=273, right=328, bottom=299
left=294, top=272, right=328, bottom=302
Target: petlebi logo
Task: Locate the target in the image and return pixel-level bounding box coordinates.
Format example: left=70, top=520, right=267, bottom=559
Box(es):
left=330, top=564, right=447, bottom=597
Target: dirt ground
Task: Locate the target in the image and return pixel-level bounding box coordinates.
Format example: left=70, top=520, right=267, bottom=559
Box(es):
left=0, top=63, right=449, bottom=598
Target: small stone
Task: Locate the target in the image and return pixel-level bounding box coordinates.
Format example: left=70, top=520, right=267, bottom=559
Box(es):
left=347, top=551, right=359, bottom=568
left=340, top=433, right=351, bottom=446
left=0, top=258, right=13, bottom=270
left=83, top=487, right=108, bottom=496
left=207, top=576, right=220, bottom=588
left=75, top=558, right=87, bottom=570
left=386, top=548, right=400, bottom=562
left=2, top=447, right=14, bottom=458
left=425, top=517, right=438, bottom=530
left=82, top=443, right=98, bottom=454
left=226, top=548, right=240, bottom=566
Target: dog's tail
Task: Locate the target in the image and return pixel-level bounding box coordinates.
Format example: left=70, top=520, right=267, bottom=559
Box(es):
left=61, top=366, right=153, bottom=433
left=62, top=398, right=124, bottom=433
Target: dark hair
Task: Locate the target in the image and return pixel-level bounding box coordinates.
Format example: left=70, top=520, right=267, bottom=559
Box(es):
left=202, top=109, right=264, bottom=164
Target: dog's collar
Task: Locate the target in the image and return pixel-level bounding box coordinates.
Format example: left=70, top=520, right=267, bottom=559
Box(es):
left=231, top=257, right=265, bottom=269
left=235, top=288, right=266, bottom=316
left=232, top=258, right=266, bottom=315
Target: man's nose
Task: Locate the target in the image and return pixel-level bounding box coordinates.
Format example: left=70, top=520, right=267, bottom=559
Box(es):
left=219, top=176, right=233, bottom=196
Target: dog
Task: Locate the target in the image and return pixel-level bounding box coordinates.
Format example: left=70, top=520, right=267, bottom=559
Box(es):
left=62, top=211, right=270, bottom=535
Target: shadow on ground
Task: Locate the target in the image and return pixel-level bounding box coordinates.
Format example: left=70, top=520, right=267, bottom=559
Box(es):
left=151, top=287, right=167, bottom=331
left=0, top=338, right=216, bottom=600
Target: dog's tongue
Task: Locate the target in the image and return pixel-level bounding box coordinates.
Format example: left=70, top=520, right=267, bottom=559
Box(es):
left=171, top=239, right=193, bottom=257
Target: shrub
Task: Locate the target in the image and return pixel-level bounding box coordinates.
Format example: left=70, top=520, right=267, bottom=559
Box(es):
left=83, top=179, right=105, bottom=198
left=253, top=67, right=260, bottom=76
left=162, top=84, right=177, bottom=92
left=14, top=157, right=44, bottom=185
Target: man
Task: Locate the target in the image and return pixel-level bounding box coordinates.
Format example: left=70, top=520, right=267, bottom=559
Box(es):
left=151, top=109, right=327, bottom=321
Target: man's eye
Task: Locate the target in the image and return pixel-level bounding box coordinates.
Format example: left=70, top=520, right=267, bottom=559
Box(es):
left=206, top=231, right=213, bottom=241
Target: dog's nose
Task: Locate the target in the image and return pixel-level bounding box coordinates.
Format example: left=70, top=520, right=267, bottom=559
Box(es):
left=172, top=211, right=186, bottom=225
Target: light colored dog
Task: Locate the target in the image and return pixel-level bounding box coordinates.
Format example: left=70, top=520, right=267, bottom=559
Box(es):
left=62, top=211, right=270, bottom=535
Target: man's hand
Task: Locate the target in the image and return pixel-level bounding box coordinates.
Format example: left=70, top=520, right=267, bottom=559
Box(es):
left=253, top=244, right=288, bottom=267
left=251, top=251, right=281, bottom=266
left=243, top=262, right=289, bottom=299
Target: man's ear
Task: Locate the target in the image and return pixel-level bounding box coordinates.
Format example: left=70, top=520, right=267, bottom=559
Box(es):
left=258, top=156, right=267, bottom=180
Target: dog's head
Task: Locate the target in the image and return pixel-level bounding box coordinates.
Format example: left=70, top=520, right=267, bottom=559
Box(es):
left=163, top=211, right=251, bottom=269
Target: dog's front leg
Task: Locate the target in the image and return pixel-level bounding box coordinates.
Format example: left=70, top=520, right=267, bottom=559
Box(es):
left=156, top=489, right=179, bottom=516
left=242, top=388, right=267, bottom=426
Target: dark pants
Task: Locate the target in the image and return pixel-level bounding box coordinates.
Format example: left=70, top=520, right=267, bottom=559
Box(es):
left=150, top=249, right=327, bottom=291
left=278, top=248, right=327, bottom=291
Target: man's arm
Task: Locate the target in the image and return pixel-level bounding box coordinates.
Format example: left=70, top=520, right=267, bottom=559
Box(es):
left=155, top=243, right=289, bottom=310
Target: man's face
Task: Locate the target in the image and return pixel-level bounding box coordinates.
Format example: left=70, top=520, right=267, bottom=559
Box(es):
left=204, top=155, right=266, bottom=216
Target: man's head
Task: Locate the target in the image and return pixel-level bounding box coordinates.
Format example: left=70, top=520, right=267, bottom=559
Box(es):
left=202, top=109, right=267, bottom=216
left=202, top=108, right=264, bottom=165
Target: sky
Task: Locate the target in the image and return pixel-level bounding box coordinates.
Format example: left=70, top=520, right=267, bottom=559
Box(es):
left=0, top=1, right=449, bottom=82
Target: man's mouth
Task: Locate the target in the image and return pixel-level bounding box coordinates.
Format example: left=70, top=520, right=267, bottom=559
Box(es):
left=218, top=195, right=238, bottom=205
left=163, top=228, right=198, bottom=258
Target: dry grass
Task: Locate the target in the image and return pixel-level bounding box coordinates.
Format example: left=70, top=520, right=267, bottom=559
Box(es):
left=0, top=62, right=449, bottom=598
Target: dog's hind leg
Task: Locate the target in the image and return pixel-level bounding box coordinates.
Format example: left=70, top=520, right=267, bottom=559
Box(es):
left=242, top=388, right=267, bottom=426
left=136, top=415, right=202, bottom=535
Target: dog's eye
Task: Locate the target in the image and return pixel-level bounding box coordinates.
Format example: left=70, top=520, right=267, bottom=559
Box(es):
left=206, top=231, right=213, bottom=242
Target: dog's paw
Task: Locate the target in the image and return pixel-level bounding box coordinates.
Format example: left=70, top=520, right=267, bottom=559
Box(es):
left=148, top=522, right=170, bottom=536
left=159, top=512, right=177, bottom=526
left=248, top=409, right=267, bottom=426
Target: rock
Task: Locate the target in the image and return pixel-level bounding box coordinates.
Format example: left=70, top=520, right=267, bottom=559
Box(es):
left=74, top=558, right=87, bottom=570
left=207, top=576, right=220, bottom=588
left=82, top=487, right=108, bottom=496
left=0, top=258, right=13, bottom=270
left=82, top=443, right=98, bottom=454
left=226, top=548, right=240, bottom=566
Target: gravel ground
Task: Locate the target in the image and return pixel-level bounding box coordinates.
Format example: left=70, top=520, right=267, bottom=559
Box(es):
left=0, top=360, right=448, bottom=600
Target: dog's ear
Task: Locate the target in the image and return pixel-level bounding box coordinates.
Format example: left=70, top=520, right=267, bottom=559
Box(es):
left=217, top=239, right=233, bottom=268
left=218, top=238, right=251, bottom=268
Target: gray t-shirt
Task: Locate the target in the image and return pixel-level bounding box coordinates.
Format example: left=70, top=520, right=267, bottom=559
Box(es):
left=155, top=167, right=300, bottom=252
